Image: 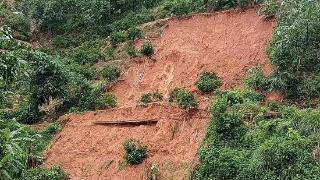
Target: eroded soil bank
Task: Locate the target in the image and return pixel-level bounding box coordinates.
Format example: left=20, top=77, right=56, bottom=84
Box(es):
left=45, top=7, right=274, bottom=179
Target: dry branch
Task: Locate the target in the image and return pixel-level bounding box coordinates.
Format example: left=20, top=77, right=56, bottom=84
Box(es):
left=93, top=119, right=159, bottom=126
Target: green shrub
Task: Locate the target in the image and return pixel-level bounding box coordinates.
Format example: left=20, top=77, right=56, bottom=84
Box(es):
left=29, top=52, right=69, bottom=105
left=152, top=92, right=163, bottom=102
left=126, top=42, right=138, bottom=58
left=127, top=27, right=142, bottom=40
left=237, top=0, right=252, bottom=8
left=169, top=88, right=198, bottom=109
left=194, top=147, right=247, bottom=180
left=138, top=92, right=163, bottom=106
left=208, top=0, right=238, bottom=11
left=245, top=67, right=270, bottom=92
left=63, top=79, right=102, bottom=112
left=4, top=13, right=31, bottom=37
left=163, top=0, right=205, bottom=16
left=140, top=41, right=154, bottom=57
left=298, top=76, right=320, bottom=100
left=71, top=47, right=102, bottom=65
left=95, top=93, right=117, bottom=110
left=123, top=139, right=147, bottom=165
left=106, top=47, right=115, bottom=60
left=42, top=123, right=60, bottom=138
left=194, top=89, right=320, bottom=179
left=52, top=35, right=76, bottom=48
left=206, top=0, right=262, bottom=11
left=101, top=65, right=121, bottom=83
left=111, top=31, right=127, bottom=46
left=268, top=0, right=320, bottom=100
left=195, top=71, right=221, bottom=93
left=22, top=166, right=68, bottom=180
left=139, top=93, right=153, bottom=105
left=69, top=62, right=96, bottom=80
left=259, top=0, right=279, bottom=18
left=16, top=103, right=42, bottom=124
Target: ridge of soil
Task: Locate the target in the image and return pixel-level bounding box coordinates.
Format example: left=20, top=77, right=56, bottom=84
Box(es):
left=45, top=7, right=275, bottom=179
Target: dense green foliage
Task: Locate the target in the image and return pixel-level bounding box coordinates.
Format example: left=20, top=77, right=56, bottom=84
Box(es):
left=101, top=65, right=121, bottom=83
left=196, top=71, right=221, bottom=93
left=22, top=166, right=67, bottom=180
left=169, top=88, right=198, bottom=109
left=123, top=139, right=147, bottom=165
left=0, top=119, right=66, bottom=179
left=127, top=27, right=142, bottom=41
left=207, top=0, right=263, bottom=11
left=25, top=0, right=161, bottom=35
left=0, top=6, right=31, bottom=40
left=245, top=67, right=270, bottom=92
left=193, top=89, right=320, bottom=179
left=268, top=0, right=320, bottom=101
left=259, top=0, right=279, bottom=18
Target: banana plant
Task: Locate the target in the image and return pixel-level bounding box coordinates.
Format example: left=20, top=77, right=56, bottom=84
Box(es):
left=0, top=120, right=34, bottom=179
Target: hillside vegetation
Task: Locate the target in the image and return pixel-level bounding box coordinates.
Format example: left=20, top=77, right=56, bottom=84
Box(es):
left=0, top=0, right=320, bottom=179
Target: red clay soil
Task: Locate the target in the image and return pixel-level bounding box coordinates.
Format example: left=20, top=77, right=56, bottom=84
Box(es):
left=113, top=7, right=275, bottom=108
left=46, top=104, right=209, bottom=179
left=45, top=7, right=275, bottom=179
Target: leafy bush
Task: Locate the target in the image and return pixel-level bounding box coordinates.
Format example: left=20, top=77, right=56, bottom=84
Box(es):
left=207, top=0, right=262, bottom=11
left=111, top=31, right=127, bottom=46
left=259, top=0, right=279, bottom=18
left=71, top=47, right=102, bottom=65
left=95, top=93, right=117, bottom=110
left=152, top=92, right=163, bottom=102
left=195, top=71, right=221, bottom=93
left=163, top=0, right=205, bottom=16
left=140, top=41, right=154, bottom=57
left=62, top=79, right=102, bottom=112
left=245, top=67, right=270, bottom=92
left=207, top=0, right=238, bottom=11
left=194, top=89, right=320, bottom=179
left=16, top=103, right=42, bottom=124
left=0, top=119, right=66, bottom=179
left=139, top=93, right=152, bottom=105
left=4, top=13, right=31, bottom=39
left=52, top=35, right=77, bottom=48
left=22, top=166, right=68, bottom=180
left=298, top=76, right=320, bottom=100
left=68, top=62, right=96, bottom=80
left=0, top=123, right=30, bottom=179
left=127, top=27, right=142, bottom=41
left=126, top=42, right=138, bottom=58
left=268, top=0, right=320, bottom=100
left=138, top=92, right=163, bottom=106
left=30, top=0, right=159, bottom=35
left=123, top=139, right=147, bottom=165
left=169, top=88, right=198, bottom=109
left=28, top=52, right=68, bottom=106
left=237, top=0, right=253, bottom=8
left=101, top=65, right=121, bottom=83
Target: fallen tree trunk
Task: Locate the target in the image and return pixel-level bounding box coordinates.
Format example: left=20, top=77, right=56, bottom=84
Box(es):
left=93, top=119, right=159, bottom=126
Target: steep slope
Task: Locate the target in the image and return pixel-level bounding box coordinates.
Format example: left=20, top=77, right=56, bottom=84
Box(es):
left=45, top=7, right=275, bottom=179
left=114, top=8, right=274, bottom=108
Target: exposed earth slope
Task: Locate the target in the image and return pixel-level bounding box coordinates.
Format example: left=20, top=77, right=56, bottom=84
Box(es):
left=45, top=7, right=275, bottom=179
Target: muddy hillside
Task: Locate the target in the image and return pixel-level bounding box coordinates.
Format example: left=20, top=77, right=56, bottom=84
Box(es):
left=45, top=7, right=275, bottom=179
